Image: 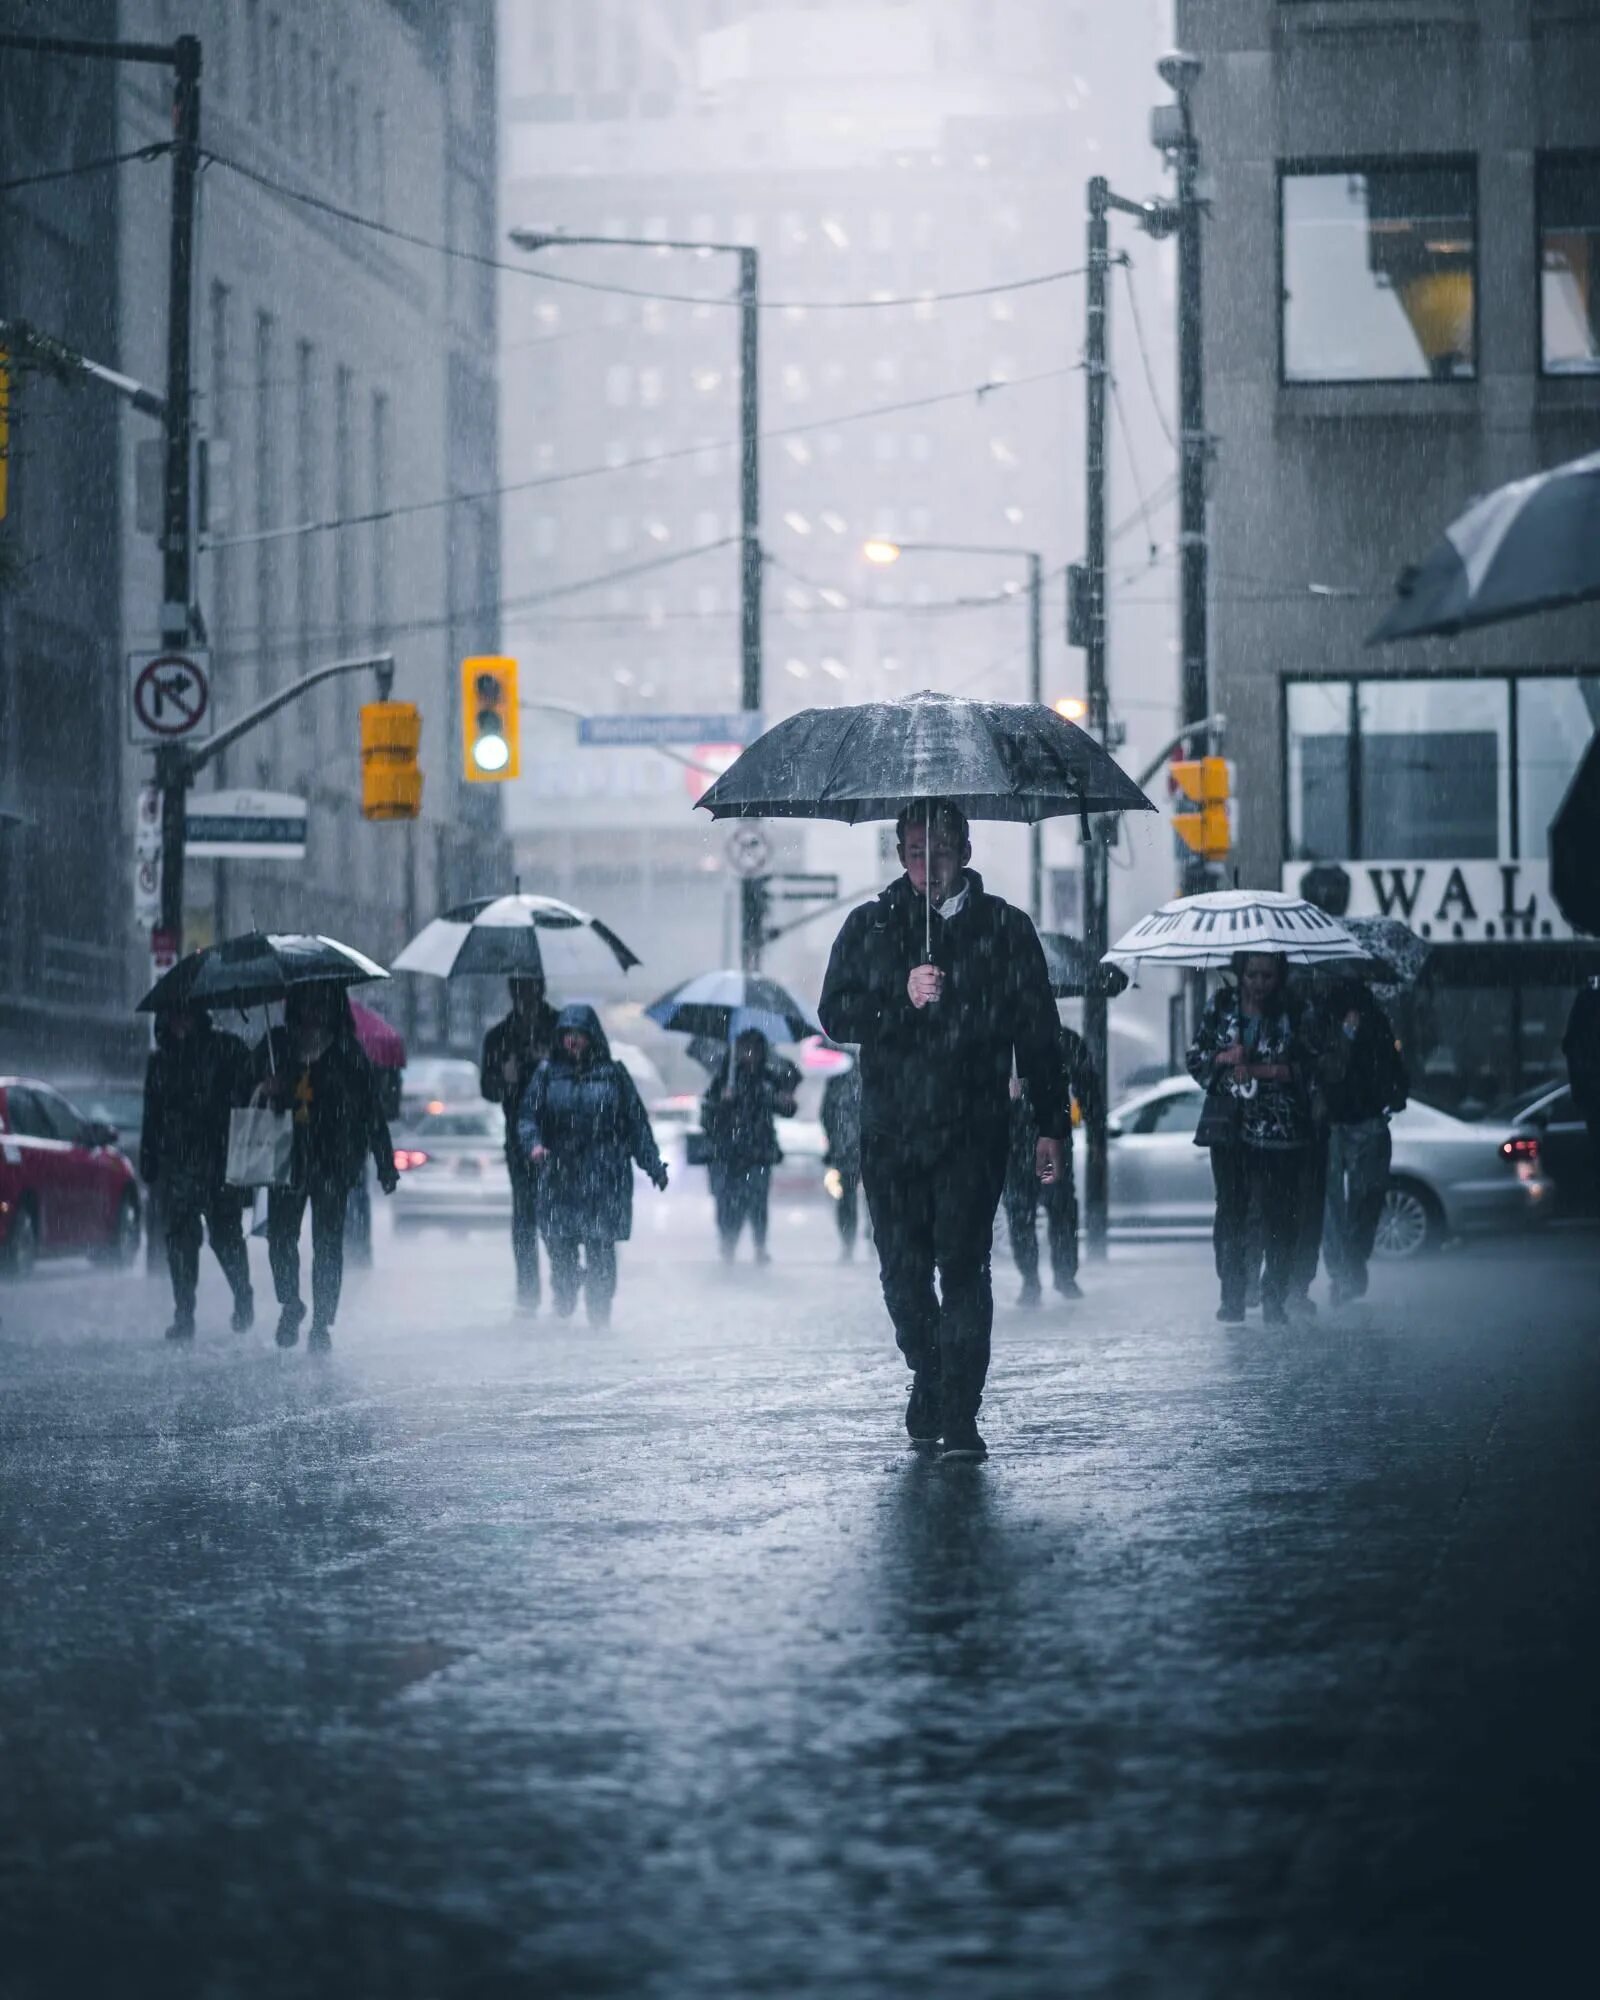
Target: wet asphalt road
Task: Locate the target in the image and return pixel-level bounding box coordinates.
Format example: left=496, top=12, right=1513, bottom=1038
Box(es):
left=3, top=1198, right=1598, bottom=1999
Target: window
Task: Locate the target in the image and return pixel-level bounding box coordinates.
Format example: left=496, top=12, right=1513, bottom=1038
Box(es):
left=639, top=367, right=664, bottom=407
left=1539, top=154, right=1600, bottom=375
left=1516, top=675, right=1600, bottom=858
left=1286, top=680, right=1353, bottom=861
left=1134, top=1091, right=1202, bottom=1136
left=1358, top=678, right=1506, bottom=857
left=605, top=515, right=632, bottom=553
left=604, top=364, right=632, bottom=407
left=1281, top=162, right=1476, bottom=382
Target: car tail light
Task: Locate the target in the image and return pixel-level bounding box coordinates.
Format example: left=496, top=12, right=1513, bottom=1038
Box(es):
left=393, top=1148, right=430, bottom=1172
left=1500, top=1136, right=1540, bottom=1162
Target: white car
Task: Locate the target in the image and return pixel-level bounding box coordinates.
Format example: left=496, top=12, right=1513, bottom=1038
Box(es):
left=1104, top=1075, right=1551, bottom=1258
left=390, top=1102, right=512, bottom=1234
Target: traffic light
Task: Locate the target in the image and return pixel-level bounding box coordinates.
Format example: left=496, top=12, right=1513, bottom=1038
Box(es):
left=462, top=655, right=520, bottom=781
left=360, top=700, right=423, bottom=820
left=1169, top=754, right=1232, bottom=860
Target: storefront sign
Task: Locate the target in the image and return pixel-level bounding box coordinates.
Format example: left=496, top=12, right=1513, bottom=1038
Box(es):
left=1282, top=859, right=1576, bottom=944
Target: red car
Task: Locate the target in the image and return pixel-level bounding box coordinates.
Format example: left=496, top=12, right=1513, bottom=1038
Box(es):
left=0, top=1077, right=143, bottom=1275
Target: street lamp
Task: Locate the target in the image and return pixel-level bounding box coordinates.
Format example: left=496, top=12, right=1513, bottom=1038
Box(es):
left=858, top=537, right=1046, bottom=924
left=509, top=225, right=765, bottom=968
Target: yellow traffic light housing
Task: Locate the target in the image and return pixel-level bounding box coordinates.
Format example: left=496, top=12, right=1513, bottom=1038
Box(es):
left=1170, top=755, right=1232, bottom=860
left=462, top=656, right=520, bottom=781
left=360, top=700, right=423, bottom=820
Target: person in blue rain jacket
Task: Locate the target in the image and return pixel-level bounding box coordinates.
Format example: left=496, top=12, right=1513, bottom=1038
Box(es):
left=517, top=1004, right=667, bottom=1327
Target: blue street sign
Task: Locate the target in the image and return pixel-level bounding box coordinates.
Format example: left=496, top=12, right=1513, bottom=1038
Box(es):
left=577, top=712, right=765, bottom=748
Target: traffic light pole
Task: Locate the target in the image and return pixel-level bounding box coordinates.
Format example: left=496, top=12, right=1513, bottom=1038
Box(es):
left=737, top=247, right=765, bottom=974
left=1082, top=179, right=1113, bottom=1260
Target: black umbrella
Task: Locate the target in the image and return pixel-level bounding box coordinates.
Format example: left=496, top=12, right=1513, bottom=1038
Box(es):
left=137, top=932, right=388, bottom=1013
left=1551, top=731, right=1600, bottom=934
left=646, top=969, right=819, bottom=1045
left=1038, top=931, right=1129, bottom=1000
left=1369, top=448, right=1600, bottom=642
left=695, top=689, right=1153, bottom=825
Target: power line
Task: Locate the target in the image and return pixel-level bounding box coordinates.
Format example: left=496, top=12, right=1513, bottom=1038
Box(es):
left=1109, top=371, right=1160, bottom=559
left=0, top=141, right=170, bottom=196
left=1119, top=255, right=1177, bottom=451
left=203, top=363, right=1080, bottom=552
left=203, top=148, right=1092, bottom=313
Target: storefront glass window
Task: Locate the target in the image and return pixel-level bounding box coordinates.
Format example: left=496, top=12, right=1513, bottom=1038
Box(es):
left=1539, top=154, right=1600, bottom=375
left=1516, top=674, right=1600, bottom=857
left=1357, top=678, right=1507, bottom=859
left=1281, top=164, right=1476, bottom=382
left=1286, top=679, right=1352, bottom=860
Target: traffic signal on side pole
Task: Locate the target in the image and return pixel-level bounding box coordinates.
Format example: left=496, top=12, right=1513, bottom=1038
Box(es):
left=1169, top=755, right=1232, bottom=860
left=462, top=656, right=520, bottom=781
left=360, top=700, right=423, bottom=820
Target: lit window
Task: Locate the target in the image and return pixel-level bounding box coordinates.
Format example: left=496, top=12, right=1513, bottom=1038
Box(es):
left=536, top=301, right=561, bottom=328
left=695, top=438, right=721, bottom=475
left=1281, top=163, right=1477, bottom=382
left=820, top=433, right=844, bottom=458
left=784, top=586, right=812, bottom=611
left=641, top=300, right=666, bottom=332
left=690, top=213, right=716, bottom=241
left=645, top=594, right=666, bottom=628
left=991, top=355, right=1016, bottom=382
left=1540, top=154, right=1600, bottom=375
left=639, top=367, right=664, bottom=406
left=869, top=210, right=893, bottom=252
left=908, top=433, right=931, bottom=463
left=781, top=212, right=808, bottom=250
left=606, top=515, right=632, bottom=553
left=990, top=298, right=1015, bottom=323
left=820, top=510, right=847, bottom=535
left=908, top=507, right=931, bottom=535
left=604, top=440, right=629, bottom=467
left=821, top=217, right=850, bottom=249
left=694, top=509, right=720, bottom=542
left=821, top=656, right=847, bottom=681
left=646, top=519, right=671, bottom=543
left=695, top=585, right=719, bottom=617
left=911, top=211, right=934, bottom=248
left=692, top=367, right=723, bottom=394
left=1004, top=505, right=1024, bottom=525
left=784, top=437, right=813, bottom=465
left=784, top=656, right=810, bottom=678
left=872, top=356, right=899, bottom=385
left=604, top=364, right=632, bottom=406
left=990, top=438, right=1018, bottom=466
left=872, top=434, right=899, bottom=464
left=818, top=587, right=848, bottom=609
left=782, top=363, right=809, bottom=401
left=643, top=214, right=668, bottom=241
left=783, top=511, right=812, bottom=536
left=879, top=654, right=902, bottom=674
left=913, top=298, right=938, bottom=323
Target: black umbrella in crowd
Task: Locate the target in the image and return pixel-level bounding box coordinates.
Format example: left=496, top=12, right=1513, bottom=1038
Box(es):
left=645, top=970, right=820, bottom=1046
left=1369, top=448, right=1600, bottom=642
left=1037, top=931, right=1129, bottom=1000
left=137, top=932, right=389, bottom=1013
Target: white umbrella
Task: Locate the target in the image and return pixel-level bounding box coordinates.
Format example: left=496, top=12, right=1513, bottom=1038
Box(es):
left=1106, top=890, right=1370, bottom=970
left=393, top=893, right=639, bottom=983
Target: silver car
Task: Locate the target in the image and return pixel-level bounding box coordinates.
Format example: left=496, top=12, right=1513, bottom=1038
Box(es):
left=1104, top=1076, right=1552, bottom=1258
left=390, top=1103, right=512, bottom=1234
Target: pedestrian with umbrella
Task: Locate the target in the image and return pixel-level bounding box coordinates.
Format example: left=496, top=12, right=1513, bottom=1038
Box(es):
left=139, top=999, right=255, bottom=1342
left=393, top=891, right=639, bottom=1314
left=700, top=1022, right=800, bottom=1265
left=516, top=1004, right=668, bottom=1327
left=699, top=688, right=1154, bottom=1459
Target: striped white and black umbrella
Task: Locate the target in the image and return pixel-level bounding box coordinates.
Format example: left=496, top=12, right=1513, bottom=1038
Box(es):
left=1106, top=891, right=1370, bottom=971
left=645, top=970, right=820, bottom=1046
left=393, top=894, right=640, bottom=983
left=1370, top=448, right=1600, bottom=642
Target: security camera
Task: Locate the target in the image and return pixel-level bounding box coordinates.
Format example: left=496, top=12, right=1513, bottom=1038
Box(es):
left=1157, top=50, right=1202, bottom=93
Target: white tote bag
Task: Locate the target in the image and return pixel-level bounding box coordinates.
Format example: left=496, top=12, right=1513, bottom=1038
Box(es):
left=226, top=1104, right=296, bottom=1189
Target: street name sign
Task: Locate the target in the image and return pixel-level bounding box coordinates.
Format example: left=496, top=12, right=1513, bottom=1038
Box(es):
left=128, top=649, right=212, bottom=745
left=578, top=712, right=764, bottom=748
left=186, top=789, right=308, bottom=860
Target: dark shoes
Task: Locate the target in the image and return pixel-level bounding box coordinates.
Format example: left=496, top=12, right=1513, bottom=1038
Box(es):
left=940, top=1420, right=988, bottom=1461
left=1055, top=1276, right=1084, bottom=1300
left=905, top=1370, right=942, bottom=1444
left=1016, top=1279, right=1043, bottom=1308
left=1216, top=1303, right=1246, bottom=1324
left=307, top=1320, right=333, bottom=1352
left=1261, top=1300, right=1289, bottom=1327
left=165, top=1315, right=195, bottom=1343
left=275, top=1303, right=305, bottom=1348
left=230, top=1294, right=255, bottom=1334
left=1288, top=1295, right=1318, bottom=1321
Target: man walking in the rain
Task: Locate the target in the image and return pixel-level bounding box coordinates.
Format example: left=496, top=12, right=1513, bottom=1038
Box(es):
left=820, top=800, right=1066, bottom=1459
left=481, top=974, right=560, bottom=1310
left=141, top=1003, right=255, bottom=1341
left=1005, top=1017, right=1095, bottom=1305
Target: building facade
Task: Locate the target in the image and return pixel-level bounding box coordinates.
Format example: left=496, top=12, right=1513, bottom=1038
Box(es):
left=1181, top=0, right=1600, bottom=1110
left=498, top=0, right=1180, bottom=1025
left=1, top=0, right=506, bottom=1076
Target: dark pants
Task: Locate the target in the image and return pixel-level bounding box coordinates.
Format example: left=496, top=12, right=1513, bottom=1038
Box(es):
left=1291, top=1126, right=1330, bottom=1298
left=547, top=1236, right=618, bottom=1325
left=1211, top=1144, right=1303, bottom=1317
left=1005, top=1150, right=1079, bottom=1290
left=267, top=1179, right=349, bottom=1327
left=509, top=1160, right=543, bottom=1302
left=1324, top=1117, right=1392, bottom=1298
left=714, top=1163, right=771, bottom=1259
left=164, top=1182, right=252, bottom=1322
left=862, top=1124, right=1010, bottom=1430
left=833, top=1167, right=861, bottom=1253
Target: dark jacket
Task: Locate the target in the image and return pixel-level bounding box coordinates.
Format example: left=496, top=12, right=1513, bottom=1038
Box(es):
left=141, top=1018, right=252, bottom=1190
left=257, top=1023, right=395, bottom=1191
left=1186, top=985, right=1327, bottom=1151
left=702, top=1044, right=800, bottom=1173
left=818, top=870, right=1067, bottom=1149
left=1006, top=1025, right=1095, bottom=1184
left=1324, top=989, right=1409, bottom=1125
left=516, top=1004, right=665, bottom=1242
left=481, top=1001, right=560, bottom=1161
left=1564, top=983, right=1600, bottom=1117
left=820, top=1068, right=862, bottom=1175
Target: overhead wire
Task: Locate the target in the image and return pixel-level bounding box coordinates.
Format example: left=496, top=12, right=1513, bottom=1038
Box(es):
left=0, top=141, right=171, bottom=196
left=1119, top=254, right=1177, bottom=451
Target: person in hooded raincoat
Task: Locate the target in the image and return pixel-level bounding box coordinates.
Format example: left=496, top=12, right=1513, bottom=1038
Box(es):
left=254, top=987, right=397, bottom=1349
left=701, top=1027, right=799, bottom=1264
left=141, top=1003, right=255, bottom=1341
left=517, top=1003, right=668, bottom=1327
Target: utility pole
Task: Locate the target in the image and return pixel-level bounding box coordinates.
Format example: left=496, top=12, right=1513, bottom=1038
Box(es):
left=156, top=34, right=203, bottom=955
left=1082, top=179, right=1113, bottom=1259
left=737, top=246, right=765, bottom=974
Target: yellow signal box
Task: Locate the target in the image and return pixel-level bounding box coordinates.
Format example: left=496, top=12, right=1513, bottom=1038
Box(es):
left=462, top=656, right=520, bottom=781
left=1170, top=755, right=1232, bottom=860
left=360, top=700, right=423, bottom=820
